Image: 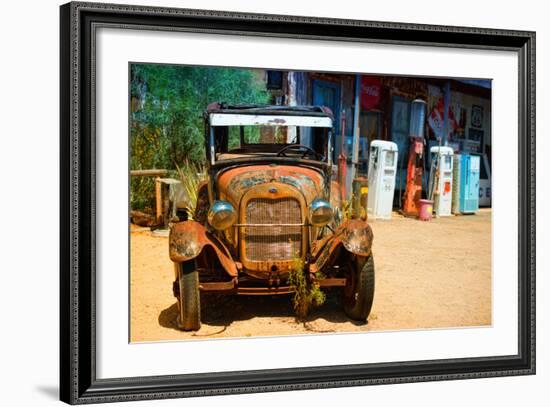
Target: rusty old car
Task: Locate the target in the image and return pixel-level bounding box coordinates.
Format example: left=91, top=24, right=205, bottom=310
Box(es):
left=169, top=103, right=374, bottom=330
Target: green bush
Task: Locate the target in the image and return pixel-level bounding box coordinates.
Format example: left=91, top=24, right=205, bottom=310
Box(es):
left=130, top=64, right=269, bottom=211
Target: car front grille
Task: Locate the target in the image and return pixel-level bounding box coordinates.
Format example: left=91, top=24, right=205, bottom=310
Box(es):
left=244, top=197, right=302, bottom=261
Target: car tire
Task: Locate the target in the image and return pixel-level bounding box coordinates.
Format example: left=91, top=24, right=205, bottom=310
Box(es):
left=177, top=260, right=201, bottom=331
left=343, top=255, right=375, bottom=322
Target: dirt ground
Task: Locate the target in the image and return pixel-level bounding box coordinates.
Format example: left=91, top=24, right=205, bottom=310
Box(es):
left=130, top=209, right=492, bottom=342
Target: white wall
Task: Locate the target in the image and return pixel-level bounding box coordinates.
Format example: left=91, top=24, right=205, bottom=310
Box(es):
left=0, top=0, right=546, bottom=406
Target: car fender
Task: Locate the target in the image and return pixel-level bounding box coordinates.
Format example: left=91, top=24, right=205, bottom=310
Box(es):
left=310, top=219, right=373, bottom=273
left=169, top=220, right=238, bottom=277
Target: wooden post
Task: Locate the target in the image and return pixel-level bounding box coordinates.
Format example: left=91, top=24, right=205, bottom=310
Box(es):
left=130, top=169, right=168, bottom=177
left=155, top=177, right=163, bottom=225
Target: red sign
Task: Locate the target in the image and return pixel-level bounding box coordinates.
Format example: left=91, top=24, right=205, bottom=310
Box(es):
left=428, top=98, right=457, bottom=140
left=361, top=76, right=381, bottom=110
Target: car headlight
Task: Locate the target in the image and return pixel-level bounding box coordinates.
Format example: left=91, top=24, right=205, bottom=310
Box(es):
left=309, top=198, right=333, bottom=227
left=208, top=200, right=237, bottom=230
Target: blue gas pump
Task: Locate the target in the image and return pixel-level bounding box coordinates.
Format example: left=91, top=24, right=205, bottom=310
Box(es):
left=452, top=154, right=480, bottom=214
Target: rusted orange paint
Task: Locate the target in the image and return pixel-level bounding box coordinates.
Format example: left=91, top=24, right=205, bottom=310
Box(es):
left=310, top=219, right=373, bottom=274
left=217, top=164, right=325, bottom=207
left=169, top=220, right=238, bottom=277
left=238, top=182, right=308, bottom=276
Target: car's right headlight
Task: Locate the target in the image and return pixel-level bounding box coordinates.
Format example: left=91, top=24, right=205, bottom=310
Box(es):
left=207, top=200, right=237, bottom=230
left=309, top=198, right=333, bottom=227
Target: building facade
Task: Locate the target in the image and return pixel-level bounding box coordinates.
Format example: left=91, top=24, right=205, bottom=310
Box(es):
left=263, top=70, right=492, bottom=206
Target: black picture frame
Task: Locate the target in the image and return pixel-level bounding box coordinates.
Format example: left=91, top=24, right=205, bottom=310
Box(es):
left=60, top=2, right=536, bottom=404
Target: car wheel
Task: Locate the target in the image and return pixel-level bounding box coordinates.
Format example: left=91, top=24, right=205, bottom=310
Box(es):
left=177, top=260, right=201, bottom=331
left=343, top=255, right=375, bottom=322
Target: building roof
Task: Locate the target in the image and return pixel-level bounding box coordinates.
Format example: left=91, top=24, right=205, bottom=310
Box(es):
left=457, top=79, right=492, bottom=89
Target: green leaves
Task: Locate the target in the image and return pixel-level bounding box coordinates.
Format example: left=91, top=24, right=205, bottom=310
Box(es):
left=130, top=64, right=269, bottom=210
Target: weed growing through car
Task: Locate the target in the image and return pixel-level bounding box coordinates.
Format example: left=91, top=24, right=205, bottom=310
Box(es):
left=288, top=254, right=326, bottom=320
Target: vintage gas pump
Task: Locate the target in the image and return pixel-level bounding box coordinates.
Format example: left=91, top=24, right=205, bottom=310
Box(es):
left=428, top=146, right=454, bottom=216
left=452, top=154, right=480, bottom=214
left=401, top=99, right=427, bottom=217
left=367, top=140, right=398, bottom=219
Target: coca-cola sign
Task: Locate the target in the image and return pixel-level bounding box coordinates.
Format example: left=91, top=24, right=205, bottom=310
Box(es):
left=361, top=76, right=381, bottom=110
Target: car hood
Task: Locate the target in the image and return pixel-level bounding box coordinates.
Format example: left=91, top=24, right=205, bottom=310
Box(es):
left=217, top=164, right=325, bottom=206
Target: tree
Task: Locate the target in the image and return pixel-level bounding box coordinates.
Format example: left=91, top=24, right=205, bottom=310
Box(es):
left=129, top=64, right=269, bottom=210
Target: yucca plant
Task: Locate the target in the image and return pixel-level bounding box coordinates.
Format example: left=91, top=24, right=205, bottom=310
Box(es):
left=341, top=197, right=354, bottom=221
left=175, top=160, right=206, bottom=220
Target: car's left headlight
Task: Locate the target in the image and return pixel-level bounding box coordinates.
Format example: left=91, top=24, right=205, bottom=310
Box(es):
left=208, top=200, right=237, bottom=230
left=309, top=198, right=333, bottom=227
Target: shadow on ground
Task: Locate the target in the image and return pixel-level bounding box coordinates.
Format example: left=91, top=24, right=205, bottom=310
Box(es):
left=158, top=290, right=367, bottom=335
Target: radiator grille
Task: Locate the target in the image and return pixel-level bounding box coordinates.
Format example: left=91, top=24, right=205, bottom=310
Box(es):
left=244, top=198, right=302, bottom=261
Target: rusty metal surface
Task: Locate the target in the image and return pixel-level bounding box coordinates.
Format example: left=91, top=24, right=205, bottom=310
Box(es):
left=236, top=286, right=294, bottom=295
left=194, top=181, right=210, bottom=224
left=213, top=164, right=334, bottom=279
left=244, top=197, right=302, bottom=261
left=205, top=103, right=334, bottom=118
left=317, top=278, right=347, bottom=287
left=199, top=279, right=236, bottom=292
left=310, top=219, right=374, bottom=274
left=169, top=221, right=238, bottom=277
left=238, top=182, right=308, bottom=274
left=175, top=151, right=360, bottom=284
left=340, top=219, right=374, bottom=255
left=217, top=165, right=325, bottom=207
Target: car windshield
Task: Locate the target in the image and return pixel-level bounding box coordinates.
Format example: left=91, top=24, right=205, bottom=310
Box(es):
left=232, top=125, right=295, bottom=146
left=211, top=123, right=332, bottom=164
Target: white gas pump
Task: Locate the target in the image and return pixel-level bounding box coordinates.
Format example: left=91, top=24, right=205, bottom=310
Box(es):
left=429, top=146, right=454, bottom=217
left=367, top=140, right=398, bottom=220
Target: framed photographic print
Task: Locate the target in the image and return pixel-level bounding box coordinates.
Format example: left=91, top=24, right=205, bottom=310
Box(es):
left=60, top=1, right=536, bottom=404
